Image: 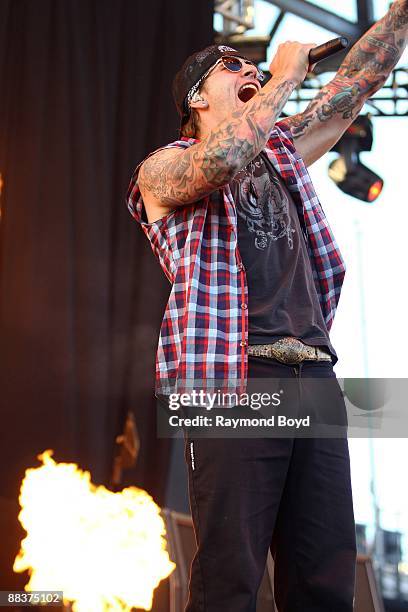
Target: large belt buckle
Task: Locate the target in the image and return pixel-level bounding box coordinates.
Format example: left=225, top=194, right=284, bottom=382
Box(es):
left=272, top=338, right=306, bottom=365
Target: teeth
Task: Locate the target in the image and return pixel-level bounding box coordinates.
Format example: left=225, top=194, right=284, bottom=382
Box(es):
left=240, top=84, right=258, bottom=92
left=238, top=83, right=259, bottom=102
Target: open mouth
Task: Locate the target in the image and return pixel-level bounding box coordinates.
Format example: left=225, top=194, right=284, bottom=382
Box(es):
left=237, top=83, right=259, bottom=103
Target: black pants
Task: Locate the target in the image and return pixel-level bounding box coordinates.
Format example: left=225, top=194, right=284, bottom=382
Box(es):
left=184, top=357, right=356, bottom=612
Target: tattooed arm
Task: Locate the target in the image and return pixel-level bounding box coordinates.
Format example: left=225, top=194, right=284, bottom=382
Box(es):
left=285, top=0, right=408, bottom=167
left=138, top=43, right=315, bottom=220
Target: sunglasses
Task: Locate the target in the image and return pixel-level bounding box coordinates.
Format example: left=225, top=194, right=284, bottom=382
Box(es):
left=206, top=56, right=265, bottom=82
left=187, top=56, right=264, bottom=108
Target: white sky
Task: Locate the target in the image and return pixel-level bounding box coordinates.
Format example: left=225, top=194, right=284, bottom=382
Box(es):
left=216, top=0, right=408, bottom=557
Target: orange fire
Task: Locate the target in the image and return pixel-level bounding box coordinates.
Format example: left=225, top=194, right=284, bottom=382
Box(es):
left=14, top=450, right=175, bottom=611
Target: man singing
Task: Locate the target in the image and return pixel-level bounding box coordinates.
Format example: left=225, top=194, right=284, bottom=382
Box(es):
left=127, top=2, right=407, bottom=610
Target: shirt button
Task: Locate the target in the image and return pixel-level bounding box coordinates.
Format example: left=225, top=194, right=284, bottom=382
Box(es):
left=241, top=303, right=248, bottom=310
left=240, top=340, right=248, bottom=347
left=237, top=263, right=244, bottom=272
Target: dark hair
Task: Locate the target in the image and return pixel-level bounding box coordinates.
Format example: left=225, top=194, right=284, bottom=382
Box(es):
left=180, top=108, right=200, bottom=138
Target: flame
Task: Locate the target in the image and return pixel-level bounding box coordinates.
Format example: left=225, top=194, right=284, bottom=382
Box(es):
left=14, top=450, right=175, bottom=611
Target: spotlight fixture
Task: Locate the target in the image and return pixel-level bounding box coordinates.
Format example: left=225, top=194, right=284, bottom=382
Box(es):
left=329, top=157, right=384, bottom=203
left=328, top=115, right=384, bottom=203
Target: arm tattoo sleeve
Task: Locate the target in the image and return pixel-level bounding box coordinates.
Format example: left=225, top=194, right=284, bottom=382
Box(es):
left=288, top=78, right=362, bottom=139
left=338, top=0, right=408, bottom=86
left=139, top=77, right=297, bottom=206
left=287, top=0, right=408, bottom=140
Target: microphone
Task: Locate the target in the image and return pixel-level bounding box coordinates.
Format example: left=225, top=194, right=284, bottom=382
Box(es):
left=309, top=37, right=349, bottom=65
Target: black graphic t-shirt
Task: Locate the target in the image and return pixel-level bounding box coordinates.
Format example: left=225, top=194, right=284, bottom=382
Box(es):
left=229, top=152, right=336, bottom=360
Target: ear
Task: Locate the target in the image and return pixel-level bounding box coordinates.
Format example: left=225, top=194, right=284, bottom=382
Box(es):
left=189, top=93, right=209, bottom=109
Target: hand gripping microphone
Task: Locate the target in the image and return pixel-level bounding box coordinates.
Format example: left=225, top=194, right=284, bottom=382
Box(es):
left=308, top=37, right=349, bottom=65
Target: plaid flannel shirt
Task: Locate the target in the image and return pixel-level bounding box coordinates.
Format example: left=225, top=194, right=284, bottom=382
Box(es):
left=127, top=121, right=346, bottom=395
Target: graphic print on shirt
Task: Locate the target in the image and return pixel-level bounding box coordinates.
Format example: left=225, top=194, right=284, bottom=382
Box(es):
left=232, top=156, right=295, bottom=251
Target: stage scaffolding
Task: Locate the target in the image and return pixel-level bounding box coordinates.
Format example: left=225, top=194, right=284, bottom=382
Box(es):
left=215, top=0, right=408, bottom=117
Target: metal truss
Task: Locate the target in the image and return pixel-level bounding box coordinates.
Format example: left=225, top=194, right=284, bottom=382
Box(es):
left=215, top=0, right=407, bottom=117
left=215, top=0, right=373, bottom=68
left=264, top=0, right=362, bottom=38
left=262, top=0, right=373, bottom=71
left=215, top=0, right=255, bottom=35
left=215, top=0, right=369, bottom=40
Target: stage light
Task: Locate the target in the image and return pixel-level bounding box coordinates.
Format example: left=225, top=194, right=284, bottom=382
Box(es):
left=368, top=180, right=383, bottom=202
left=329, top=157, right=384, bottom=203
left=329, top=115, right=384, bottom=203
